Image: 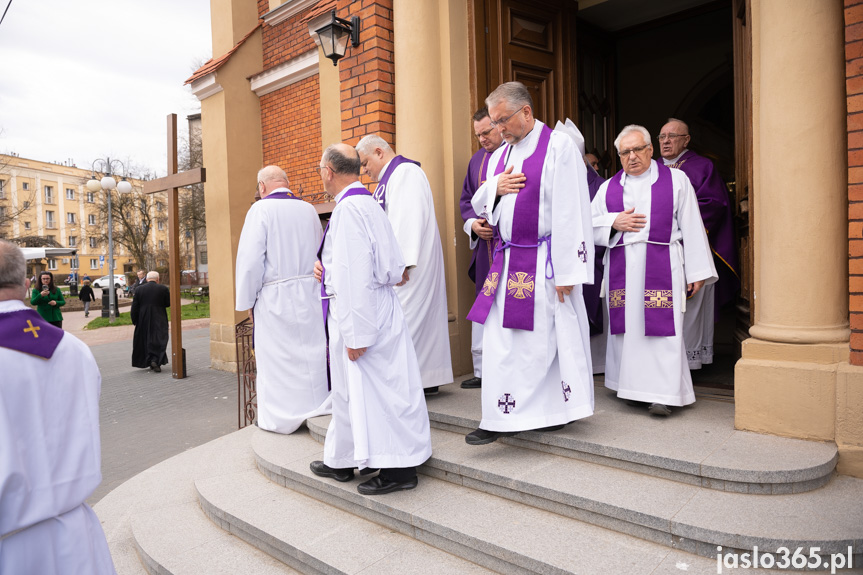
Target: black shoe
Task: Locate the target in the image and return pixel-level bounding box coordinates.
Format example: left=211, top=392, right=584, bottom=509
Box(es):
left=424, top=386, right=439, bottom=396
left=460, top=377, right=482, bottom=389
left=465, top=428, right=516, bottom=445
left=357, top=475, right=418, bottom=495
left=310, top=460, right=354, bottom=482
left=648, top=403, right=672, bottom=416
left=535, top=424, right=564, bottom=432
left=150, top=361, right=161, bottom=373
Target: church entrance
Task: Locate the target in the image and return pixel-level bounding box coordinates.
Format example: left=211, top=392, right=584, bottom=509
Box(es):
left=473, top=0, right=748, bottom=391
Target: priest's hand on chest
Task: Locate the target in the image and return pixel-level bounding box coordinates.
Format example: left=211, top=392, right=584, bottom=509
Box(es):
left=496, top=165, right=525, bottom=196
left=612, top=207, right=647, bottom=233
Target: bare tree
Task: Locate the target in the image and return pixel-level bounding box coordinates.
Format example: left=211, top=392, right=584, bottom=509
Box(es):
left=0, top=148, right=37, bottom=238
left=178, top=120, right=206, bottom=271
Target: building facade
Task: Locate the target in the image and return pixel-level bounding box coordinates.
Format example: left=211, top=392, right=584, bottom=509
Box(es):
left=191, top=0, right=862, bottom=477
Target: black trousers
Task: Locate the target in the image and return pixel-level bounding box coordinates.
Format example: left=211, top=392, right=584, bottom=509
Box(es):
left=379, top=466, right=416, bottom=482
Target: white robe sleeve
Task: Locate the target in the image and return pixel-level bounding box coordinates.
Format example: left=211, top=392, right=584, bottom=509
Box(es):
left=591, top=179, right=620, bottom=248
left=386, top=164, right=430, bottom=268
left=549, top=132, right=593, bottom=287
left=235, top=205, right=265, bottom=311
left=675, top=171, right=718, bottom=285
left=463, top=218, right=478, bottom=250
left=471, top=146, right=507, bottom=225
left=330, top=201, right=405, bottom=349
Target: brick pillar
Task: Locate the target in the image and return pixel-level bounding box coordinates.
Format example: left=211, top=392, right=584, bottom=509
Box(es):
left=847, top=0, right=863, bottom=365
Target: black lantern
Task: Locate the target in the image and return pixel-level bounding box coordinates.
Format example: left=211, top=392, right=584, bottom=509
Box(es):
left=315, top=10, right=360, bottom=66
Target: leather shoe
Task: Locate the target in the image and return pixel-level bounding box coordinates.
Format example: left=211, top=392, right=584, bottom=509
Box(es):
left=424, top=386, right=439, bottom=396
left=465, top=428, right=516, bottom=445
left=310, top=460, right=354, bottom=482
left=357, top=475, right=418, bottom=495
left=460, top=377, right=482, bottom=389
left=150, top=361, right=161, bottom=373
left=648, top=403, right=672, bottom=416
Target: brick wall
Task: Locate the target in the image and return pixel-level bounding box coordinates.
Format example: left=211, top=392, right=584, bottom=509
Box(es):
left=259, top=0, right=320, bottom=67
left=336, top=0, right=395, bottom=146
left=848, top=0, right=863, bottom=365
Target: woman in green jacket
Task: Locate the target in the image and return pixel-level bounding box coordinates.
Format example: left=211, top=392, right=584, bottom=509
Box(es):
left=31, top=271, right=65, bottom=328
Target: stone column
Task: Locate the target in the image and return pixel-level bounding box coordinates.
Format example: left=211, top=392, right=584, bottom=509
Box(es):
left=392, top=0, right=474, bottom=376
left=735, top=0, right=849, bottom=444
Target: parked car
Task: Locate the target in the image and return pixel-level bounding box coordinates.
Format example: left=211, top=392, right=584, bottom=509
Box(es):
left=92, top=274, right=127, bottom=289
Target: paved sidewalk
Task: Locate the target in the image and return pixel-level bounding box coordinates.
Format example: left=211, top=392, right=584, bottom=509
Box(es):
left=66, top=306, right=239, bottom=505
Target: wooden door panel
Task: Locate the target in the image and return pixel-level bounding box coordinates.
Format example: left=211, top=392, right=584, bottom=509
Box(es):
left=510, top=64, right=553, bottom=123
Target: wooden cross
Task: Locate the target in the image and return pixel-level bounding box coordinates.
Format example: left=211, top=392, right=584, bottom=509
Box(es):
left=142, top=114, right=206, bottom=379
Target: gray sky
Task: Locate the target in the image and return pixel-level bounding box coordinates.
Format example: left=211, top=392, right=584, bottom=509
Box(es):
left=0, top=0, right=212, bottom=178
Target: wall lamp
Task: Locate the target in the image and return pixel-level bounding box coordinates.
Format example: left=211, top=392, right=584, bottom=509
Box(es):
left=315, top=9, right=360, bottom=66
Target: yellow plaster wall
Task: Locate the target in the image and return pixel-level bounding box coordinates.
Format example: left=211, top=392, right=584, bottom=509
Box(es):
left=318, top=45, right=342, bottom=151
left=211, top=0, right=261, bottom=56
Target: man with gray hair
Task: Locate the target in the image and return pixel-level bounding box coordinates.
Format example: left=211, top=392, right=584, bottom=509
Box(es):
left=465, top=81, right=595, bottom=445
left=591, top=125, right=717, bottom=416
left=235, top=165, right=330, bottom=433
left=355, top=134, right=453, bottom=395
left=131, top=270, right=170, bottom=372
left=0, top=239, right=116, bottom=573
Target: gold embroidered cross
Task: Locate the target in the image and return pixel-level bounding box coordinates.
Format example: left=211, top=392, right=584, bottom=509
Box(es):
left=644, top=290, right=673, bottom=308
left=507, top=272, right=535, bottom=299
left=482, top=272, right=499, bottom=296
left=23, top=320, right=40, bottom=338
left=609, top=289, right=626, bottom=308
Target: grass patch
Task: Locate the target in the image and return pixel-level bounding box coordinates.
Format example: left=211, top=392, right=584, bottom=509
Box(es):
left=84, top=301, right=209, bottom=330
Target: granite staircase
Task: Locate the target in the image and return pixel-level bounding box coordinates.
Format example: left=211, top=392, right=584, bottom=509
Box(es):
left=96, top=379, right=863, bottom=575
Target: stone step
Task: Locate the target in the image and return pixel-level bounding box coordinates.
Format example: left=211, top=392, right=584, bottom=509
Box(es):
left=392, top=381, right=839, bottom=494
left=290, top=422, right=863, bottom=567
left=251, top=428, right=815, bottom=574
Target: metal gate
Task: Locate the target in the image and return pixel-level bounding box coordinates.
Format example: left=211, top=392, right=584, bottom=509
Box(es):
left=235, top=318, right=257, bottom=428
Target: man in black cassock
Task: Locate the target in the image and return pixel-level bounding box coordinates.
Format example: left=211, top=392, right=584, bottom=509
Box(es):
left=131, top=271, right=170, bottom=372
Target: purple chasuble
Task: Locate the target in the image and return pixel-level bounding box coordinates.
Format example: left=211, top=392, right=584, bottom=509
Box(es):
left=583, top=165, right=607, bottom=336
left=316, top=184, right=373, bottom=389
left=460, top=147, right=496, bottom=297
left=467, top=123, right=553, bottom=331
left=0, top=308, right=64, bottom=359
left=667, top=150, right=740, bottom=318
left=373, top=155, right=421, bottom=210
left=606, top=163, right=675, bottom=337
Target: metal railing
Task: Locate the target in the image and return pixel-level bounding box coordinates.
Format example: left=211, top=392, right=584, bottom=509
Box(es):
left=235, top=317, right=257, bottom=429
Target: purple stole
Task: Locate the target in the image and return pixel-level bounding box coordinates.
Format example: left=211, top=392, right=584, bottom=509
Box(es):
left=0, top=308, right=64, bottom=358
left=467, top=124, right=552, bottom=331
left=316, top=184, right=373, bottom=389
left=373, top=155, right=420, bottom=210
left=606, top=163, right=675, bottom=336
left=263, top=189, right=301, bottom=201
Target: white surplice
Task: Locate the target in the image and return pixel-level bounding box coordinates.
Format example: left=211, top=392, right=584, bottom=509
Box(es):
left=383, top=160, right=454, bottom=389
left=235, top=188, right=331, bottom=434
left=0, top=300, right=116, bottom=575
left=321, top=183, right=432, bottom=470
left=471, top=121, right=595, bottom=432
left=591, top=161, right=717, bottom=406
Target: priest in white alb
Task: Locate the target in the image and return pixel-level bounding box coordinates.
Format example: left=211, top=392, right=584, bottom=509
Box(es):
left=235, top=165, right=331, bottom=434
left=465, top=81, right=595, bottom=445
left=591, top=125, right=717, bottom=416
left=0, top=239, right=116, bottom=574
left=310, top=143, right=432, bottom=495
left=355, top=134, right=453, bottom=395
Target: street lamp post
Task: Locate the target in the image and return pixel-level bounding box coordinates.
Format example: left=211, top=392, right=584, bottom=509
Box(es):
left=86, top=159, right=132, bottom=324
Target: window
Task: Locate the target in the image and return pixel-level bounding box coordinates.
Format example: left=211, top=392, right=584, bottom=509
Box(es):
left=140, top=199, right=147, bottom=210
left=200, top=250, right=208, bottom=264
left=45, top=211, right=56, bottom=228
left=47, top=259, right=57, bottom=270
left=89, top=237, right=98, bottom=248
left=22, top=182, right=29, bottom=191
left=44, top=186, right=54, bottom=203
left=24, top=221, right=31, bottom=230
left=87, top=192, right=94, bottom=203
left=23, top=201, right=29, bottom=209
left=70, top=257, right=79, bottom=269
left=0, top=206, right=5, bottom=218
left=68, top=236, right=77, bottom=247
left=185, top=230, right=191, bottom=238
left=157, top=220, right=164, bottom=231
left=66, top=212, right=76, bottom=224
left=158, top=259, right=167, bottom=267
left=47, top=235, right=55, bottom=243
left=88, top=214, right=96, bottom=225
left=157, top=201, right=164, bottom=212
left=159, top=240, right=165, bottom=249
left=90, top=258, right=98, bottom=269
left=66, top=188, right=75, bottom=200
left=0, top=180, right=5, bottom=199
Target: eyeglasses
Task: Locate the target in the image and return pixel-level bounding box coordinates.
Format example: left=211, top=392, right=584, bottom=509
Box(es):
left=490, top=106, right=525, bottom=128
left=657, top=133, right=688, bottom=142
left=618, top=144, right=651, bottom=158
left=475, top=126, right=495, bottom=140
left=314, top=165, right=331, bottom=175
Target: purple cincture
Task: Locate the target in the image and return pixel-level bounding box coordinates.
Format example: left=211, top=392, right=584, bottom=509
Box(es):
left=0, top=308, right=64, bottom=359
left=467, top=124, right=553, bottom=331
left=373, top=155, right=420, bottom=210
left=606, top=163, right=676, bottom=337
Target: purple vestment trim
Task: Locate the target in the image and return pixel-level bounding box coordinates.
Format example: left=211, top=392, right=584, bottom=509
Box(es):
left=460, top=148, right=496, bottom=297
left=0, top=308, right=64, bottom=359
left=373, top=155, right=420, bottom=210
left=316, top=184, right=373, bottom=389
left=606, top=163, right=675, bottom=337
left=584, top=165, right=607, bottom=336
left=467, top=124, right=552, bottom=331
left=262, top=190, right=301, bottom=200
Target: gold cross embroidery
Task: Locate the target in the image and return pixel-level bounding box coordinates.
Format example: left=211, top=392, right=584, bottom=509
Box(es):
left=507, top=272, right=535, bottom=299
left=23, top=319, right=40, bottom=338
left=609, top=289, right=626, bottom=308
left=644, top=290, right=673, bottom=308
left=482, top=272, right=499, bottom=296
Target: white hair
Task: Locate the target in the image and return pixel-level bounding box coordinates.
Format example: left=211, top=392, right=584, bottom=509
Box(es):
left=485, top=81, right=533, bottom=112
left=257, top=165, right=288, bottom=184
left=664, top=117, right=689, bottom=134
left=613, top=124, right=652, bottom=152
left=146, top=271, right=160, bottom=281
left=355, top=134, right=392, bottom=156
